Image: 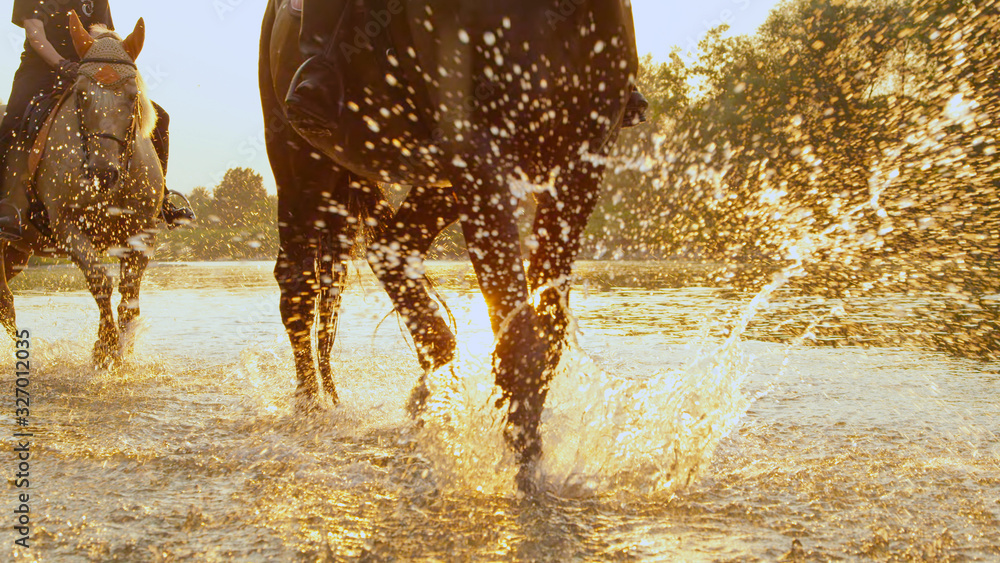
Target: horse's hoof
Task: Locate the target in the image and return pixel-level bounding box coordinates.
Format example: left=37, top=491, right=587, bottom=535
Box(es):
left=503, top=395, right=545, bottom=493
left=406, top=375, right=430, bottom=419
left=117, top=334, right=135, bottom=358
left=294, top=386, right=337, bottom=414
left=93, top=347, right=116, bottom=370
left=319, top=379, right=340, bottom=405
left=515, top=460, right=542, bottom=495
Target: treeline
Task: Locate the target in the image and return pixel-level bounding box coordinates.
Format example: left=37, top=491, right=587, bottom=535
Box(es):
left=156, top=167, right=278, bottom=261
left=588, top=0, right=1000, bottom=292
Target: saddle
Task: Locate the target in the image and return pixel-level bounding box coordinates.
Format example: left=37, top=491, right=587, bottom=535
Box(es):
left=21, top=88, right=73, bottom=180
left=15, top=89, right=64, bottom=154
left=4, top=88, right=71, bottom=238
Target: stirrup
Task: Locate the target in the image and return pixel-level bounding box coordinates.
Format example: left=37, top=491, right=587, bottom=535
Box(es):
left=0, top=201, right=23, bottom=242
left=164, top=189, right=194, bottom=211
left=161, top=190, right=196, bottom=228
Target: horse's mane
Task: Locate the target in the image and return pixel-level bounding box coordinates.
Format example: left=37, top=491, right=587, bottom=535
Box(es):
left=85, top=24, right=158, bottom=138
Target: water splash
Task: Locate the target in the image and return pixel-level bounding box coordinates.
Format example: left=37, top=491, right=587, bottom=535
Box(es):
left=412, top=290, right=762, bottom=497
left=415, top=354, right=517, bottom=495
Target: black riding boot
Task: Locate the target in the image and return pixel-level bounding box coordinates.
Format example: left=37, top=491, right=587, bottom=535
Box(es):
left=148, top=104, right=195, bottom=229
left=622, top=87, right=649, bottom=128
left=284, top=0, right=352, bottom=131
left=0, top=136, right=21, bottom=241
left=161, top=195, right=195, bottom=228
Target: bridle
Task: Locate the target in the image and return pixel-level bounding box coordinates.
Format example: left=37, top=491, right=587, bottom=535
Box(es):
left=75, top=56, right=140, bottom=178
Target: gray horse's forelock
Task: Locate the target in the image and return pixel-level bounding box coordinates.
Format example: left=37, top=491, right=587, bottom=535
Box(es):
left=88, top=24, right=118, bottom=40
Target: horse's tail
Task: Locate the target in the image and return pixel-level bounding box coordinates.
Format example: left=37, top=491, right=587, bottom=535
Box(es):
left=315, top=229, right=339, bottom=383
left=314, top=179, right=394, bottom=382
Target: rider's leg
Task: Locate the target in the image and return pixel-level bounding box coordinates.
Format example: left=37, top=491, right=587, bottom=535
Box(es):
left=0, top=60, right=57, bottom=239
left=284, top=0, right=645, bottom=130
left=149, top=102, right=194, bottom=228
left=284, top=0, right=352, bottom=126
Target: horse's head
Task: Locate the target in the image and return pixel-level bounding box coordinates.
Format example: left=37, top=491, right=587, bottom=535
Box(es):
left=67, top=11, right=151, bottom=191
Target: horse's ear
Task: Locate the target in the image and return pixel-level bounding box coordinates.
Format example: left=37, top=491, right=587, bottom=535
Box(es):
left=123, top=18, right=145, bottom=61
left=68, top=11, right=94, bottom=59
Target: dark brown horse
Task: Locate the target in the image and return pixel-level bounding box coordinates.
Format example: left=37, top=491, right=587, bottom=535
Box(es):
left=260, top=0, right=638, bottom=488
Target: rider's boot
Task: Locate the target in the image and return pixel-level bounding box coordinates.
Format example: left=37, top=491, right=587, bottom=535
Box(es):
left=284, top=0, right=350, bottom=131
left=0, top=201, right=22, bottom=242
left=147, top=109, right=195, bottom=229
left=622, top=86, right=649, bottom=128
left=160, top=190, right=195, bottom=229
left=0, top=138, right=21, bottom=242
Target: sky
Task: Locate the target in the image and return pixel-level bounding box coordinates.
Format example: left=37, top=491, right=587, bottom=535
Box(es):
left=0, top=0, right=781, bottom=195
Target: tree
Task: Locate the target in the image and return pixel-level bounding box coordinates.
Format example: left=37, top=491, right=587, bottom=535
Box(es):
left=583, top=0, right=1000, bottom=273
left=212, top=168, right=268, bottom=227
left=186, top=186, right=215, bottom=223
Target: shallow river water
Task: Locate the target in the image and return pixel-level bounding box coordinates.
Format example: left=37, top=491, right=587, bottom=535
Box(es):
left=2, top=261, right=998, bottom=561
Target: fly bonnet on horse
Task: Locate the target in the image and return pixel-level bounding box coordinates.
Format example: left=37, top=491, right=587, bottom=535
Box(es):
left=72, top=20, right=156, bottom=139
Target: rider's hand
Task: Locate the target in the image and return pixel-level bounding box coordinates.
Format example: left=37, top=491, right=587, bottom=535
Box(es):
left=56, top=59, right=80, bottom=81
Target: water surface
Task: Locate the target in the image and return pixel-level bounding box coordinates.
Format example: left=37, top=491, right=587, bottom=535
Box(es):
left=3, top=261, right=998, bottom=561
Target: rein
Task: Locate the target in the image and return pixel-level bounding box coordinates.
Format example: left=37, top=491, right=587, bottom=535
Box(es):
left=75, top=55, right=142, bottom=178
left=81, top=57, right=137, bottom=68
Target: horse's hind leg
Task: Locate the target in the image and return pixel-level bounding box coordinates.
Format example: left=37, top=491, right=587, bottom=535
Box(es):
left=526, top=162, right=603, bottom=367
left=271, top=160, right=368, bottom=405
left=0, top=243, right=29, bottom=339
left=315, top=184, right=394, bottom=396
left=367, top=185, right=460, bottom=414
left=117, top=249, right=150, bottom=357
left=315, top=218, right=355, bottom=398
left=367, top=187, right=459, bottom=361
left=0, top=244, right=31, bottom=338
left=275, top=213, right=324, bottom=402
left=453, top=170, right=548, bottom=488
left=315, top=241, right=343, bottom=399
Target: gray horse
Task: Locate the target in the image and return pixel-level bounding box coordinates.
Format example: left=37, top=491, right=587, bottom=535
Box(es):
left=1, top=14, right=162, bottom=368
